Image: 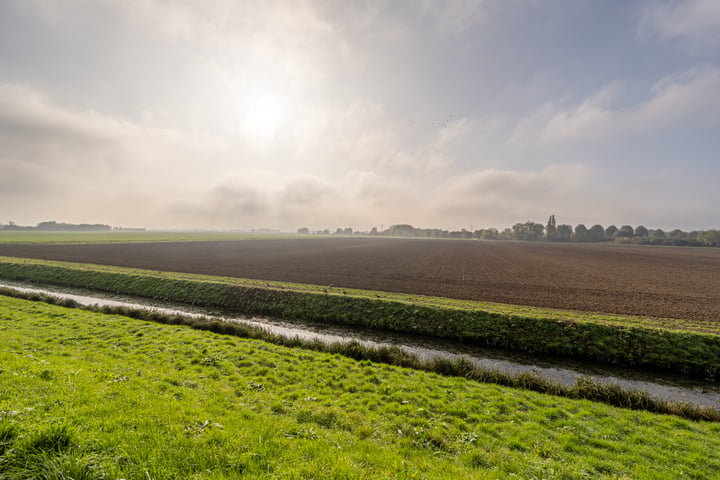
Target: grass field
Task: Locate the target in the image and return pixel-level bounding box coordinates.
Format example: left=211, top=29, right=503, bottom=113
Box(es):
left=0, top=231, right=303, bottom=245
left=2, top=295, right=720, bottom=479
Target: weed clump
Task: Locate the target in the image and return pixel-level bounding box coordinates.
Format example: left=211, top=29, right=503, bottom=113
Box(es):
left=25, top=424, right=74, bottom=454
left=0, top=420, right=19, bottom=456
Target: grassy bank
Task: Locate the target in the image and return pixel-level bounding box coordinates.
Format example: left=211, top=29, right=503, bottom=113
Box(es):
left=1, top=257, right=719, bottom=380
left=2, top=295, right=720, bottom=479
left=3, top=287, right=715, bottom=421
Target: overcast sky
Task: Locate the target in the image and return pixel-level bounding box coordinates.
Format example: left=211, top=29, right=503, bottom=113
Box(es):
left=1, top=0, right=719, bottom=231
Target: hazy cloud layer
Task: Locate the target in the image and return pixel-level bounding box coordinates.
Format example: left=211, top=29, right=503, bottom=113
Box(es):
left=1, top=1, right=719, bottom=231
left=640, top=0, right=720, bottom=45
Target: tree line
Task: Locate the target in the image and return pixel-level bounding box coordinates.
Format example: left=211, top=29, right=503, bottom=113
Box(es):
left=298, top=216, right=720, bottom=247
left=1, top=221, right=112, bottom=232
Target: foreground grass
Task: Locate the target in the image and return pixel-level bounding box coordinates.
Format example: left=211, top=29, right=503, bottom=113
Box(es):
left=2, top=296, right=720, bottom=479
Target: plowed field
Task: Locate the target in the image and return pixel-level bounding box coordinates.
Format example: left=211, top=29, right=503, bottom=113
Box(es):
left=1, top=238, right=719, bottom=321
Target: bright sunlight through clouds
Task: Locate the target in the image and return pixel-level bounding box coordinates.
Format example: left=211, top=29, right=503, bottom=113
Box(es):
left=241, top=92, right=290, bottom=146
left=1, top=0, right=719, bottom=231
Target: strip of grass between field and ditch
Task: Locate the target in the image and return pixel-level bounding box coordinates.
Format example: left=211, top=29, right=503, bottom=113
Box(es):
left=0, top=256, right=719, bottom=380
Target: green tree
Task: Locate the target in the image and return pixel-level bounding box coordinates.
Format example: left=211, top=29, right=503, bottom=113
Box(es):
left=669, top=229, right=686, bottom=241
left=545, top=215, right=557, bottom=240
left=605, top=225, right=618, bottom=238
left=574, top=224, right=589, bottom=242
left=556, top=224, right=573, bottom=241
left=588, top=224, right=605, bottom=242
left=481, top=228, right=498, bottom=240
left=635, top=225, right=649, bottom=238
left=651, top=229, right=666, bottom=242
left=698, top=230, right=720, bottom=246
left=512, top=221, right=544, bottom=241
left=614, top=225, right=634, bottom=239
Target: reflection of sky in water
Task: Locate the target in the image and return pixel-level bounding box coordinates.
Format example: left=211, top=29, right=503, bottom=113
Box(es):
left=2, top=280, right=719, bottom=409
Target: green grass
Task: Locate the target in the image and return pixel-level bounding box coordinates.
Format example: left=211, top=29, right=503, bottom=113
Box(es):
left=2, top=295, right=720, bottom=479
left=0, top=231, right=305, bottom=245
left=4, top=286, right=715, bottom=421
left=1, top=257, right=720, bottom=380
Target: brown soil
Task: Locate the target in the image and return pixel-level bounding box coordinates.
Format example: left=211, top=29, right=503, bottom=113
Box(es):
left=1, top=238, right=719, bottom=321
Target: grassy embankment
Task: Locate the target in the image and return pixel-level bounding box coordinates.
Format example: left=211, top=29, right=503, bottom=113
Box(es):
left=2, top=295, right=720, bottom=479
left=3, top=286, right=715, bottom=421
left=1, top=257, right=719, bottom=381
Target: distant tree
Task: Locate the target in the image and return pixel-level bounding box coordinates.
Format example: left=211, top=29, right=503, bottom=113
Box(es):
left=588, top=224, right=605, bottom=242
left=614, top=225, right=634, bottom=239
left=297, top=227, right=310, bottom=235
left=545, top=215, right=557, bottom=240
left=574, top=224, right=589, bottom=242
left=481, top=228, right=498, bottom=240
left=531, top=223, right=544, bottom=240
left=635, top=225, right=649, bottom=238
left=650, top=229, right=666, bottom=242
left=698, top=230, right=720, bottom=246
left=369, top=227, right=378, bottom=235
left=511, top=223, right=523, bottom=240
left=388, top=224, right=416, bottom=237
left=669, top=229, right=686, bottom=241
left=512, top=221, right=544, bottom=241
left=605, top=225, right=618, bottom=238
left=556, top=224, right=573, bottom=241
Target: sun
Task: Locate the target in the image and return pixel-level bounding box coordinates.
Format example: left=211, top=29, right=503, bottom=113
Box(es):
left=242, top=93, right=287, bottom=143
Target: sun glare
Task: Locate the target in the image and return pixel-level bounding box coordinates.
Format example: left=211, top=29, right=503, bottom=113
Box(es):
left=242, top=93, right=287, bottom=143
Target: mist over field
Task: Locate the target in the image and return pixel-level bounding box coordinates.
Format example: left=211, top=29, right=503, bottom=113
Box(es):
left=1, top=1, right=719, bottom=231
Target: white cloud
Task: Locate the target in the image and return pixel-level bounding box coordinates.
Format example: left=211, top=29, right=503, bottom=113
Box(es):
left=2, top=79, right=717, bottom=231
left=511, top=68, right=720, bottom=145
left=419, top=0, right=488, bottom=35
left=3, top=2, right=719, bottom=231
left=640, top=0, right=720, bottom=45
left=434, top=164, right=596, bottom=224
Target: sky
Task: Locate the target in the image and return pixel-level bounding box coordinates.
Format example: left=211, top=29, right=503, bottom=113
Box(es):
left=1, top=0, right=719, bottom=231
